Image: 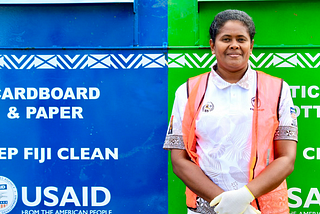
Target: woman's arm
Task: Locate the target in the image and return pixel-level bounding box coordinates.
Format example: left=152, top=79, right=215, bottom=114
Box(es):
left=171, top=149, right=224, bottom=202
left=246, top=140, right=297, bottom=198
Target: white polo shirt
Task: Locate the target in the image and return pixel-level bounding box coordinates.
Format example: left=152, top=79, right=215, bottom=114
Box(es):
left=164, top=65, right=298, bottom=194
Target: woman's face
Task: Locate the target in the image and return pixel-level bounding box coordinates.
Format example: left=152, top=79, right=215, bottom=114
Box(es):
left=210, top=20, right=254, bottom=74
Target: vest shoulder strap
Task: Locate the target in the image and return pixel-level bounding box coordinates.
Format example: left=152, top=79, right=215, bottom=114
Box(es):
left=256, top=71, right=283, bottom=121
left=186, top=72, right=210, bottom=116
left=183, top=72, right=210, bottom=208
left=250, top=70, right=284, bottom=182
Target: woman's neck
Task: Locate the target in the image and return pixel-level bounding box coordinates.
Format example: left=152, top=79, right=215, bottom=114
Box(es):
left=215, top=65, right=248, bottom=83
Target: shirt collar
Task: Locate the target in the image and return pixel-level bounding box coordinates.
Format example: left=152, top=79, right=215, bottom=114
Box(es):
left=210, top=64, right=255, bottom=90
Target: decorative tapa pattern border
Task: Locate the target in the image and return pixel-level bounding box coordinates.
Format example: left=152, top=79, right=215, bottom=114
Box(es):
left=169, top=53, right=320, bottom=69
left=0, top=53, right=319, bottom=69
left=0, top=54, right=166, bottom=69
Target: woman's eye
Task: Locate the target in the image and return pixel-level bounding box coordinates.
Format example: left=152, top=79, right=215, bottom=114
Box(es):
left=222, top=38, right=230, bottom=42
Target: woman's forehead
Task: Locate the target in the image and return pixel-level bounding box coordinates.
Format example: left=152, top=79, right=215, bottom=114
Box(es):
left=217, top=20, right=250, bottom=36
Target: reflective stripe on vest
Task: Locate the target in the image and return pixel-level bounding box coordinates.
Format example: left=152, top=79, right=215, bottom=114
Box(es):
left=182, top=71, right=289, bottom=213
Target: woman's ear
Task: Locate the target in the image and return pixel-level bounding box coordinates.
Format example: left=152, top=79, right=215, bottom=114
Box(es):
left=209, top=39, right=215, bottom=55
left=250, top=39, right=254, bottom=55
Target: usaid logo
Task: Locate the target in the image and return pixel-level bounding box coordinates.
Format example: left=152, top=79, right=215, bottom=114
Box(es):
left=0, top=176, right=18, bottom=213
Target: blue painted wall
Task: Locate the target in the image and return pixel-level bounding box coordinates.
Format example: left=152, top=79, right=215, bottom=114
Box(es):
left=0, top=1, right=168, bottom=214
left=0, top=2, right=167, bottom=47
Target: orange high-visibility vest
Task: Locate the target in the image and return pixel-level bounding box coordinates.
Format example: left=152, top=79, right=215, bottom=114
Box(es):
left=182, top=71, right=289, bottom=214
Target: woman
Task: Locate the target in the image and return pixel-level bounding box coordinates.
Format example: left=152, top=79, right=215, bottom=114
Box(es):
left=163, top=9, right=297, bottom=214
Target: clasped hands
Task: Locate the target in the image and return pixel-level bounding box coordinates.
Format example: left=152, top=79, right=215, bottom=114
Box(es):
left=210, top=186, right=261, bottom=214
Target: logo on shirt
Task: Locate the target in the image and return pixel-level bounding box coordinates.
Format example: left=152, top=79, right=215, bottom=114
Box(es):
left=290, top=107, right=298, bottom=127
left=168, top=115, right=174, bottom=134
left=290, top=107, right=297, bottom=120
left=250, top=97, right=264, bottom=111
left=202, top=102, right=214, bottom=112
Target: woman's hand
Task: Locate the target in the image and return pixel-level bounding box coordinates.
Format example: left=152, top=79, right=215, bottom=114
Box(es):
left=210, top=186, right=254, bottom=214
left=243, top=205, right=261, bottom=214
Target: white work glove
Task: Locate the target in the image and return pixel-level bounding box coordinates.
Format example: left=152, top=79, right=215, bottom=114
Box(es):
left=210, top=185, right=255, bottom=214
left=243, top=205, right=261, bottom=214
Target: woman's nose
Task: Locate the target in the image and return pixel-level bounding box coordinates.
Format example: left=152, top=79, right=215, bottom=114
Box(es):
left=229, top=40, right=239, bottom=49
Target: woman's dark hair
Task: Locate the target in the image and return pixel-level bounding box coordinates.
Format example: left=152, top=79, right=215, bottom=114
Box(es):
left=209, top=9, right=256, bottom=42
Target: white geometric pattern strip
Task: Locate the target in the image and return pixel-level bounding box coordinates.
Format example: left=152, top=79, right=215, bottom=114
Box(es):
left=168, top=53, right=320, bottom=69
left=0, top=53, right=318, bottom=69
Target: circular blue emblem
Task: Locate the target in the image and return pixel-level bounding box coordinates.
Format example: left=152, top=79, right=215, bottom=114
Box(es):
left=0, top=176, right=18, bottom=214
